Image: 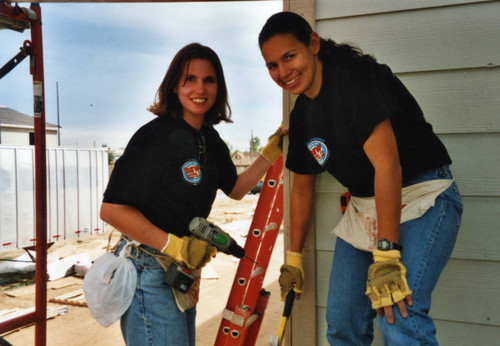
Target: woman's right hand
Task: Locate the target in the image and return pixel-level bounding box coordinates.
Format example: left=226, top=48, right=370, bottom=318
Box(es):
left=161, top=234, right=217, bottom=270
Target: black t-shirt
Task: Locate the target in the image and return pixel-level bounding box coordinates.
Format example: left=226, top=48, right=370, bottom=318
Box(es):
left=286, top=56, right=451, bottom=197
left=103, top=116, right=238, bottom=237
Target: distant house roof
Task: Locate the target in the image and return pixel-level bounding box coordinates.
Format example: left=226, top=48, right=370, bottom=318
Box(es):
left=0, top=105, right=59, bottom=129
left=231, top=151, right=260, bottom=166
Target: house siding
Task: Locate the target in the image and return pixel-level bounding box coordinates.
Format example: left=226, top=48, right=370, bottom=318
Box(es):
left=0, top=127, right=59, bottom=146
left=0, top=106, right=59, bottom=146
left=284, top=0, right=500, bottom=345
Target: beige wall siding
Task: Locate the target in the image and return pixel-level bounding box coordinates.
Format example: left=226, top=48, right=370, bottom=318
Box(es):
left=316, top=2, right=500, bottom=74
left=399, top=70, right=500, bottom=134
left=316, top=0, right=487, bottom=19
left=285, top=0, right=500, bottom=344
left=442, top=134, right=500, bottom=196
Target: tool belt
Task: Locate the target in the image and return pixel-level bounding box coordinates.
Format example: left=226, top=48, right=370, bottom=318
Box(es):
left=115, top=233, right=201, bottom=312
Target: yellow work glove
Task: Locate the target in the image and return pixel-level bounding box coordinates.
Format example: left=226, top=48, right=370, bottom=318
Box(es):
left=365, top=250, right=412, bottom=309
left=279, top=251, right=304, bottom=301
left=261, top=125, right=287, bottom=164
left=161, top=234, right=217, bottom=270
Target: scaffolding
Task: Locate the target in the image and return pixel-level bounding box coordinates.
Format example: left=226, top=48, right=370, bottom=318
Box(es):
left=0, top=2, right=48, bottom=345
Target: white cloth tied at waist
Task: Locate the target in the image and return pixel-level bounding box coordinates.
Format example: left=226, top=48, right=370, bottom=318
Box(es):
left=332, top=179, right=453, bottom=252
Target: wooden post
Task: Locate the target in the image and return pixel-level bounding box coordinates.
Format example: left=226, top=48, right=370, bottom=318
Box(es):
left=282, top=1, right=317, bottom=345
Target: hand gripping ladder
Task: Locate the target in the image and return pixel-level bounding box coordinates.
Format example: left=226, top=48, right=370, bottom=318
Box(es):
left=215, top=155, right=284, bottom=345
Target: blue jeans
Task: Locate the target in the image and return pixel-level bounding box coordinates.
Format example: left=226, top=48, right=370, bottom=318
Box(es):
left=116, top=241, right=196, bottom=346
left=326, top=166, right=463, bottom=345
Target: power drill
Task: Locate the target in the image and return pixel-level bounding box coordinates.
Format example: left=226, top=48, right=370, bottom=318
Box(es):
left=189, top=217, right=252, bottom=260
left=163, top=217, right=256, bottom=293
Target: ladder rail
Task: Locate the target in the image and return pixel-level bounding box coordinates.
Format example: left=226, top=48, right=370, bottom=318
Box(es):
left=215, top=156, right=284, bottom=345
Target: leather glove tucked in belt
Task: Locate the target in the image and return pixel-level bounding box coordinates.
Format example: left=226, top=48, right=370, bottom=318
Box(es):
left=161, top=234, right=217, bottom=270
left=365, top=250, right=412, bottom=309
left=279, top=251, right=304, bottom=301
left=261, top=125, right=287, bottom=164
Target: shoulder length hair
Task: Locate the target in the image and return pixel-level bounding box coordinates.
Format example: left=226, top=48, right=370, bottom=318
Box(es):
left=148, top=43, right=232, bottom=125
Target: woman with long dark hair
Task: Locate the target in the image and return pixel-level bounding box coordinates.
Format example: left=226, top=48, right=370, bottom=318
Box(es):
left=259, top=12, right=462, bottom=345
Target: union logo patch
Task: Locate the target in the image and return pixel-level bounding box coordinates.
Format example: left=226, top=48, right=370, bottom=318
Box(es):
left=182, top=160, right=202, bottom=185
left=307, top=138, right=329, bottom=166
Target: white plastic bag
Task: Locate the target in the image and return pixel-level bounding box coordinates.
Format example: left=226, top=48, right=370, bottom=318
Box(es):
left=83, top=245, right=137, bottom=327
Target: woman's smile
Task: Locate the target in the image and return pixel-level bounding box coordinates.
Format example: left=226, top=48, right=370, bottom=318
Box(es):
left=261, top=33, right=322, bottom=98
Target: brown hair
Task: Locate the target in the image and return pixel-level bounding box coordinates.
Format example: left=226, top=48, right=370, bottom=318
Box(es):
left=148, top=43, right=232, bottom=125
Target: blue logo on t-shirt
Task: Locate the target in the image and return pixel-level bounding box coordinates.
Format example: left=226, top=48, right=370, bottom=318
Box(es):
left=307, top=138, right=329, bottom=166
left=182, top=160, right=202, bottom=185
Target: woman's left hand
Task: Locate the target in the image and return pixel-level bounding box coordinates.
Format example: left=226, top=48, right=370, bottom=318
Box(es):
left=373, top=293, right=413, bottom=325
left=365, top=249, right=413, bottom=324
left=261, top=124, right=288, bottom=164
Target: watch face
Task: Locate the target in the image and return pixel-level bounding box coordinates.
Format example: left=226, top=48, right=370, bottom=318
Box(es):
left=377, top=239, right=395, bottom=250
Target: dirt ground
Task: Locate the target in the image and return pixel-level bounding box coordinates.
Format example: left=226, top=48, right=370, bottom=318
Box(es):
left=0, top=192, right=284, bottom=346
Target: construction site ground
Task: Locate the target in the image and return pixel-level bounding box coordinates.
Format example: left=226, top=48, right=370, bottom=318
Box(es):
left=0, top=192, right=284, bottom=345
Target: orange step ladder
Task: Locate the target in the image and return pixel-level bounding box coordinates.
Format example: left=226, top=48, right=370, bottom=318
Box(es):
left=215, top=155, right=284, bottom=345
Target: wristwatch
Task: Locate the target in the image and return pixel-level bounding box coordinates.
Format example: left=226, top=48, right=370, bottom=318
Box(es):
left=377, top=238, right=402, bottom=251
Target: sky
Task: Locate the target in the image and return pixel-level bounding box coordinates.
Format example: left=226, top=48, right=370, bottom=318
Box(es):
left=0, top=1, right=283, bottom=151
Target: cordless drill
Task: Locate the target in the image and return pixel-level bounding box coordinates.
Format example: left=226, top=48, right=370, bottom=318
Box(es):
left=163, top=217, right=255, bottom=293
left=188, top=217, right=249, bottom=259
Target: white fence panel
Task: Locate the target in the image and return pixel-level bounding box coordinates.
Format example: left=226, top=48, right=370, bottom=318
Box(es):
left=0, top=146, right=109, bottom=251
left=16, top=148, right=35, bottom=248
left=0, top=149, right=18, bottom=248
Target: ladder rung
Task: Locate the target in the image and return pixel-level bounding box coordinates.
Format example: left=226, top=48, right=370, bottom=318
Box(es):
left=222, top=308, right=246, bottom=327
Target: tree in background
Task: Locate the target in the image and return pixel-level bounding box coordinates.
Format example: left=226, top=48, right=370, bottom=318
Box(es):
left=108, top=151, right=115, bottom=165
left=102, top=143, right=115, bottom=165
left=250, top=136, right=261, bottom=154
